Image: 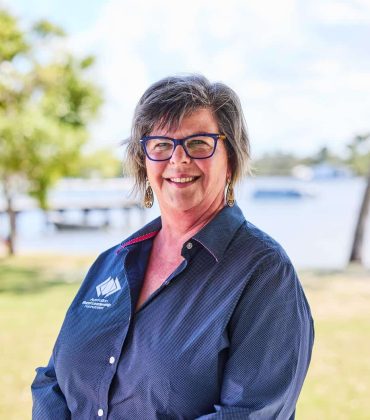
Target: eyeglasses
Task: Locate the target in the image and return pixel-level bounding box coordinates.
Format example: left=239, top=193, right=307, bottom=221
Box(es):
left=140, top=133, right=226, bottom=161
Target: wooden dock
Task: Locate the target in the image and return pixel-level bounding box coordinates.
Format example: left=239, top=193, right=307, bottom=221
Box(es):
left=0, top=178, right=144, bottom=230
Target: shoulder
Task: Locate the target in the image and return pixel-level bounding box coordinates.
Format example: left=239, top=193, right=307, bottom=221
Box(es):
left=228, top=221, right=313, bottom=325
left=231, top=221, right=315, bottom=327
left=227, top=218, right=293, bottom=272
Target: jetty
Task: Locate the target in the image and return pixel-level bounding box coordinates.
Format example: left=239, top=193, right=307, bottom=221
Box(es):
left=0, top=178, right=144, bottom=230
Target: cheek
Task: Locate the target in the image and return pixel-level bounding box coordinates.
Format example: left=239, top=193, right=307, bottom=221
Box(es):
left=146, top=160, right=164, bottom=183
left=214, top=146, right=230, bottom=181
left=199, top=161, right=228, bottom=186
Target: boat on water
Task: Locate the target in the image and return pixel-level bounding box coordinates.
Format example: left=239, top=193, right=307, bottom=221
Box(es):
left=47, top=213, right=110, bottom=231
left=253, top=188, right=313, bottom=200
left=52, top=221, right=109, bottom=231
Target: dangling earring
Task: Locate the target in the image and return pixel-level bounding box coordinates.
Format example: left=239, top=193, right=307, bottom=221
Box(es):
left=144, top=178, right=154, bottom=208
left=226, top=180, right=235, bottom=207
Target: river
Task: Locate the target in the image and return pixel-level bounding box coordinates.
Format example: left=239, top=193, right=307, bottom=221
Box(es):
left=0, top=176, right=369, bottom=269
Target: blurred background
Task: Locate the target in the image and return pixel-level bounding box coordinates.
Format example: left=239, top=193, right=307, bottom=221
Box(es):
left=0, top=0, right=369, bottom=419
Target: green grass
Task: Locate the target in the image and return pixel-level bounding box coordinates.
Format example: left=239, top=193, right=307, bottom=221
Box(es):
left=296, top=269, right=370, bottom=419
left=0, top=254, right=91, bottom=420
left=1, top=256, right=369, bottom=419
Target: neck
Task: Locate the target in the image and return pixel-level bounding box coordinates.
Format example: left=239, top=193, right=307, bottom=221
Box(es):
left=157, top=194, right=226, bottom=250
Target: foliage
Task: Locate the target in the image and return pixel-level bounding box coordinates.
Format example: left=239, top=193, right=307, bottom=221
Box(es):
left=303, top=146, right=344, bottom=166
left=0, top=8, right=103, bottom=209
left=252, top=151, right=299, bottom=176
left=253, top=139, right=369, bottom=177
left=70, top=148, right=124, bottom=179
left=32, top=19, right=66, bottom=38
left=346, top=134, right=370, bottom=176
left=0, top=10, right=28, bottom=62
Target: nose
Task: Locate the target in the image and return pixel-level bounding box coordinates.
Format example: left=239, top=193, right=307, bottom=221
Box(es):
left=170, top=143, right=191, bottom=164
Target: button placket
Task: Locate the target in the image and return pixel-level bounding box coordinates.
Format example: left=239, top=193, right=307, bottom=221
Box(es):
left=96, top=295, right=131, bottom=420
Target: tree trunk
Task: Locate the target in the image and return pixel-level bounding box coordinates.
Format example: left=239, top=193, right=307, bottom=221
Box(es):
left=3, top=179, right=17, bottom=256
left=349, top=172, right=370, bottom=264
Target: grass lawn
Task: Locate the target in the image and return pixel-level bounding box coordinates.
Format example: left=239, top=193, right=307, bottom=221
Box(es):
left=1, top=255, right=369, bottom=419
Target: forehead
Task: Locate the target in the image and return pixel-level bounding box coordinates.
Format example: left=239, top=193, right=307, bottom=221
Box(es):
left=150, top=108, right=219, bottom=137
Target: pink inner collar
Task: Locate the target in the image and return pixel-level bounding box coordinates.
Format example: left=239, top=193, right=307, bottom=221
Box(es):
left=116, top=230, right=159, bottom=254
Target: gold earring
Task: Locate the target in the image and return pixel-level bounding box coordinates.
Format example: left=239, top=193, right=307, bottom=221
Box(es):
left=226, top=180, right=235, bottom=207
left=144, top=178, right=154, bottom=208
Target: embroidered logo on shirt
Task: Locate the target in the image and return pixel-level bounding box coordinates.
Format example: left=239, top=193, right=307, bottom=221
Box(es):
left=96, top=277, right=121, bottom=298
left=81, top=277, right=122, bottom=310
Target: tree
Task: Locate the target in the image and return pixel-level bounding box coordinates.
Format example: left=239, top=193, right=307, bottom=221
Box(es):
left=69, top=148, right=124, bottom=179
left=253, top=151, right=300, bottom=176
left=0, top=8, right=102, bottom=255
left=347, top=134, right=370, bottom=265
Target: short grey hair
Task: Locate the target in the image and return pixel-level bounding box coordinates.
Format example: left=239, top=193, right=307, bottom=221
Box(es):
left=124, top=74, right=251, bottom=198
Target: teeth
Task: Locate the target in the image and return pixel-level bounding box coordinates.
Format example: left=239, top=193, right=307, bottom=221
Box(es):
left=170, top=177, right=196, bottom=183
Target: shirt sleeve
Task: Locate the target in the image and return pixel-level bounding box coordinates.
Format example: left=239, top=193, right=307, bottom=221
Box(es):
left=31, top=353, right=71, bottom=419
left=195, top=254, right=314, bottom=420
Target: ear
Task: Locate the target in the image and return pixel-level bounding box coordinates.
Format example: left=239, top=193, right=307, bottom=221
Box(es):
left=226, top=165, right=232, bottom=182
left=225, top=149, right=232, bottom=182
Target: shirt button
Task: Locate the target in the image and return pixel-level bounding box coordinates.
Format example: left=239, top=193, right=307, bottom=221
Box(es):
left=98, top=408, right=104, bottom=417
left=186, top=242, right=193, bottom=250
left=109, top=356, right=115, bottom=364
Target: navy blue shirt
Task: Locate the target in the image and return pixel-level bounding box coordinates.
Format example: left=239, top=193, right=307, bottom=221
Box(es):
left=32, top=204, right=314, bottom=419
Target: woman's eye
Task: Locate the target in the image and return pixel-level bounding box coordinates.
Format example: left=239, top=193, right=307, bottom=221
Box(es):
left=187, top=139, right=211, bottom=148
left=153, top=142, right=172, bottom=149
left=188, top=139, right=205, bottom=147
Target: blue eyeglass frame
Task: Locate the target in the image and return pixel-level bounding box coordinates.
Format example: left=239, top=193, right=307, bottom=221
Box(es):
left=140, top=132, right=227, bottom=161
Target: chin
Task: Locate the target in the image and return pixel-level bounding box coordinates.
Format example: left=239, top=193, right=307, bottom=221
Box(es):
left=166, top=196, right=202, bottom=212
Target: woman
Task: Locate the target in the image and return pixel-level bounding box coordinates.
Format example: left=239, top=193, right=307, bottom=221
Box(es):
left=32, top=74, right=314, bottom=419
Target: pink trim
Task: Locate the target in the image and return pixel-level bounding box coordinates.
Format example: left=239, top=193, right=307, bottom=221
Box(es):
left=116, top=230, right=159, bottom=254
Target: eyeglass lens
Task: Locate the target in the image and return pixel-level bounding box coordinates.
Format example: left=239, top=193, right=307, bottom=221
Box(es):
left=145, top=135, right=215, bottom=160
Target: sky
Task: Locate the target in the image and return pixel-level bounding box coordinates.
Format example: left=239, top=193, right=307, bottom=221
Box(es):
left=4, top=0, right=370, bottom=158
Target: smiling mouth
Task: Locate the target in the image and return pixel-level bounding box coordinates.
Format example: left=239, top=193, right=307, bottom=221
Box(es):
left=166, top=176, right=200, bottom=184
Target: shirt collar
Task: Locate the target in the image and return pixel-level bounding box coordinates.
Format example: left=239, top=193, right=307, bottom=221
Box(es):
left=117, top=204, right=245, bottom=262
left=192, top=204, right=245, bottom=262
left=116, top=217, right=161, bottom=254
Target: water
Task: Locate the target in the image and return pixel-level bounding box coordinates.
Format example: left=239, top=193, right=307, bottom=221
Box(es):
left=0, top=177, right=369, bottom=269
